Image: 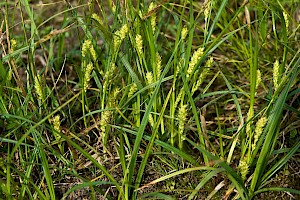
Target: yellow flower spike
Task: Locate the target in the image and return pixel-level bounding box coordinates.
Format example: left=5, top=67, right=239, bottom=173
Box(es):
left=238, top=157, right=249, bottom=180
left=273, top=60, right=280, bottom=91
left=83, top=63, right=93, bottom=92
left=181, top=27, right=188, bottom=41
left=187, top=47, right=204, bottom=78
left=135, top=34, right=143, bottom=55
left=82, top=39, right=92, bottom=58
left=34, top=75, right=44, bottom=102
left=283, top=12, right=289, bottom=30
left=252, top=116, right=267, bottom=151
left=91, top=13, right=103, bottom=25
left=156, top=53, right=162, bottom=79
left=128, top=83, right=138, bottom=98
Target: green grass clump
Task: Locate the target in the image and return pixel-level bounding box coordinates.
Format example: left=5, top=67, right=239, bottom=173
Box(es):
left=0, top=0, right=300, bottom=199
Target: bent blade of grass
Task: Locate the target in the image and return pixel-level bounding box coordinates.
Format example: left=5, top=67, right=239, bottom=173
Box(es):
left=137, top=166, right=216, bottom=191
left=188, top=168, right=225, bottom=200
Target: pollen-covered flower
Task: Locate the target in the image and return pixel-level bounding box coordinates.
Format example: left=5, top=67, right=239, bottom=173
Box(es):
left=204, top=0, right=211, bottom=21
left=181, top=27, right=188, bottom=40
left=148, top=2, right=157, bottom=33
left=146, top=72, right=154, bottom=85
left=83, top=63, right=93, bottom=92
left=273, top=60, right=280, bottom=91
left=113, top=24, right=129, bottom=50
left=252, top=116, right=267, bottom=151
left=128, top=83, right=138, bottom=98
left=82, top=39, right=92, bottom=58
left=178, top=104, right=188, bottom=149
left=238, top=157, right=249, bottom=180
left=135, top=34, right=143, bottom=55
left=156, top=53, right=162, bottom=79
left=187, top=47, right=204, bottom=78
left=246, top=109, right=253, bottom=136
left=34, top=75, right=44, bottom=101
left=192, top=57, right=213, bottom=94
left=91, top=13, right=103, bottom=25
left=100, top=110, right=112, bottom=134
left=256, top=69, right=261, bottom=90
left=283, top=12, right=289, bottom=30
left=10, top=39, right=17, bottom=53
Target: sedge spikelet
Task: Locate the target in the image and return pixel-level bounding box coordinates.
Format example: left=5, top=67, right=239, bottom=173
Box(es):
left=34, top=75, right=44, bottom=101
left=187, top=47, right=204, bottom=78
left=156, top=53, right=162, bottom=79
left=91, top=13, right=103, bottom=25
left=178, top=104, right=188, bottom=149
left=246, top=109, right=253, bottom=136
left=148, top=2, right=157, bottom=33
left=192, top=57, right=213, bottom=94
left=10, top=39, right=17, bottom=53
left=83, top=63, right=93, bottom=92
left=135, top=34, right=143, bottom=55
left=181, top=27, right=188, bottom=41
left=256, top=69, right=261, bottom=90
left=113, top=24, right=129, bottom=51
left=283, top=12, right=289, bottom=30
left=238, top=157, right=249, bottom=180
left=273, top=60, right=280, bottom=91
left=252, top=116, right=267, bottom=151
left=82, top=39, right=92, bottom=58
left=128, top=83, right=138, bottom=98
left=51, top=115, right=61, bottom=141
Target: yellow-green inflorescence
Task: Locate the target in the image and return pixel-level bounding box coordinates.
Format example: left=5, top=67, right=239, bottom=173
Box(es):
left=187, top=47, right=204, bottom=78
left=83, top=63, right=94, bottom=92
left=135, top=34, right=143, bottom=55
left=82, top=39, right=97, bottom=61
left=178, top=104, right=188, bottom=149
left=273, top=60, right=280, bottom=91
left=113, top=24, right=129, bottom=51
left=91, top=13, right=103, bottom=25
left=148, top=2, right=157, bottom=33
left=181, top=27, right=188, bottom=41
left=51, top=115, right=61, bottom=141
left=252, top=116, right=268, bottom=151
left=238, top=157, right=249, bottom=180
left=34, top=75, right=44, bottom=102
left=156, top=53, right=162, bottom=80
left=192, top=57, right=214, bottom=94
left=128, top=83, right=138, bottom=98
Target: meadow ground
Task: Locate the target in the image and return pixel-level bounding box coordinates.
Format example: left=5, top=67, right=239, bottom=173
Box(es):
left=0, top=0, right=300, bottom=199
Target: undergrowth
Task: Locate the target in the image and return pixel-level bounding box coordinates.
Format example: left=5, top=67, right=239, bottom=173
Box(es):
left=0, top=0, right=300, bottom=199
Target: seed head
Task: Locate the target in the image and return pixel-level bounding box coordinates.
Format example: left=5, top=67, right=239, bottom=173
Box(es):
left=34, top=75, right=44, bottom=101
left=238, top=157, right=249, bottom=180
left=135, top=34, right=143, bottom=55
left=187, top=47, right=204, bottom=78
left=113, top=24, right=129, bottom=50
left=83, top=63, right=94, bottom=92
left=256, top=69, right=261, bottom=90
left=181, top=27, right=188, bottom=41
left=283, top=12, right=289, bottom=30
left=192, top=57, right=213, bottom=94
left=273, top=60, right=280, bottom=91
left=91, top=13, right=103, bottom=25
left=252, top=116, right=267, bottom=151
left=82, top=39, right=92, bottom=58
left=128, top=83, right=138, bottom=98
left=156, top=53, right=162, bottom=79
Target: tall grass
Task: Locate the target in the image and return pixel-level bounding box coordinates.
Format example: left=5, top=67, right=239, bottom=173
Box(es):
left=0, top=0, right=299, bottom=199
